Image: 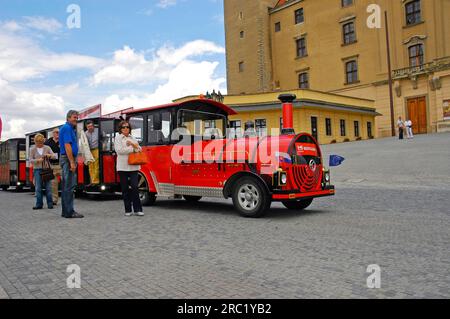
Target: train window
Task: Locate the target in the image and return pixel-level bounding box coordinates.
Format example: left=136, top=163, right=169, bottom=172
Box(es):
left=147, top=112, right=172, bottom=145
left=178, top=110, right=225, bottom=140
left=100, top=120, right=116, bottom=152
left=129, top=116, right=145, bottom=145
left=9, top=141, right=17, bottom=161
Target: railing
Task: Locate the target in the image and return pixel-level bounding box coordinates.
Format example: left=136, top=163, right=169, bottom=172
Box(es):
left=393, top=63, right=433, bottom=78
left=393, top=56, right=450, bottom=79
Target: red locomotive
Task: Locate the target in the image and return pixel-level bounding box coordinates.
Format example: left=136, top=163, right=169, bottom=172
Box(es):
left=125, top=93, right=335, bottom=217
left=0, top=138, right=27, bottom=191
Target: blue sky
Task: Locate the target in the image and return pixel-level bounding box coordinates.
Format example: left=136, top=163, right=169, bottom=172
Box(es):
left=0, top=0, right=227, bottom=139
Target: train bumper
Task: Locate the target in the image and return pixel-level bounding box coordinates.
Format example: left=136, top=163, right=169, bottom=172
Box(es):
left=272, top=185, right=335, bottom=201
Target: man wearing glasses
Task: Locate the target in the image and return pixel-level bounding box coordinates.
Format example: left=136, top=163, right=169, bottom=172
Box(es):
left=59, top=110, right=84, bottom=219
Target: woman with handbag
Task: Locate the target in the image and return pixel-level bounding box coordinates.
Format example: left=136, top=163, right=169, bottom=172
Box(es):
left=30, top=134, right=57, bottom=210
left=114, top=121, right=145, bottom=217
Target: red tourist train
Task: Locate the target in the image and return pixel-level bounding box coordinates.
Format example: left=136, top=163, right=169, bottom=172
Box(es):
left=124, top=94, right=335, bottom=217
left=0, top=138, right=27, bottom=191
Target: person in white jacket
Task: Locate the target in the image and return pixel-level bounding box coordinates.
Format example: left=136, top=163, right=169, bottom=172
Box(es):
left=114, top=120, right=144, bottom=217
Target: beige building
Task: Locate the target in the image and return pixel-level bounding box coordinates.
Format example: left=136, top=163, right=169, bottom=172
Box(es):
left=224, top=0, right=450, bottom=137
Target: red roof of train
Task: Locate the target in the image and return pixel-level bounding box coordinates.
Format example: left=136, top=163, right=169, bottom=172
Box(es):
left=123, top=99, right=237, bottom=116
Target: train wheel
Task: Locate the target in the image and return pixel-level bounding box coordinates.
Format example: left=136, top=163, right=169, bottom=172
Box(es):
left=183, top=195, right=202, bottom=203
left=232, top=177, right=270, bottom=218
left=282, top=198, right=313, bottom=210
left=1, top=185, right=8, bottom=191
left=138, top=173, right=156, bottom=207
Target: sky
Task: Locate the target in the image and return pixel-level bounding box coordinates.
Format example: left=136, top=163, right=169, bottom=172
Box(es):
left=0, top=0, right=227, bottom=139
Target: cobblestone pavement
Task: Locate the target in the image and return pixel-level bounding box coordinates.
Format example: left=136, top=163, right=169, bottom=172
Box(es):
left=0, top=133, right=449, bottom=299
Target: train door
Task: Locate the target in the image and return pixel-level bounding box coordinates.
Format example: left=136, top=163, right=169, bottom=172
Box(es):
left=0, top=142, right=8, bottom=189
left=17, top=140, right=26, bottom=186
left=99, top=118, right=120, bottom=186
left=174, top=109, right=227, bottom=190
left=134, top=111, right=174, bottom=195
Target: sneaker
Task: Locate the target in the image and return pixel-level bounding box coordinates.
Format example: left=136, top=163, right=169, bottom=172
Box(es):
left=135, top=212, right=144, bottom=217
left=125, top=212, right=133, bottom=217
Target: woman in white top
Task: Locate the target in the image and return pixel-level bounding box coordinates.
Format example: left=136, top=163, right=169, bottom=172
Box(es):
left=114, top=121, right=144, bottom=217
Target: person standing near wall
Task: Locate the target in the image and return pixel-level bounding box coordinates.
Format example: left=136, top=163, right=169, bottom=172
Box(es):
left=406, top=119, right=414, bottom=139
left=397, top=117, right=405, bottom=140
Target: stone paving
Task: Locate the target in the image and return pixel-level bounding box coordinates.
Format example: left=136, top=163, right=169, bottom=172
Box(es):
left=0, top=133, right=449, bottom=299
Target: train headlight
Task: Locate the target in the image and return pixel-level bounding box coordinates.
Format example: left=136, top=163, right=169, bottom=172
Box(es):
left=324, top=171, right=330, bottom=183
left=101, top=185, right=106, bottom=191
left=280, top=172, right=288, bottom=186
left=17, top=182, right=21, bottom=186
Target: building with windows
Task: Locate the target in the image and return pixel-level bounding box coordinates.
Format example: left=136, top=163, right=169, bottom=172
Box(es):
left=173, top=90, right=379, bottom=144
left=224, top=0, right=450, bottom=136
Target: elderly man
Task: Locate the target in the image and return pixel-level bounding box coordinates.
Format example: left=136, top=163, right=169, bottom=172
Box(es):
left=85, top=121, right=100, bottom=185
left=44, top=128, right=61, bottom=205
left=60, top=110, right=84, bottom=219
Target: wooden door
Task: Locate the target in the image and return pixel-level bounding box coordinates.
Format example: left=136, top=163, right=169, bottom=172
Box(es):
left=407, top=97, right=427, bottom=134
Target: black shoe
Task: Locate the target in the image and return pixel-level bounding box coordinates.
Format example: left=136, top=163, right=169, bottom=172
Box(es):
left=67, top=213, right=84, bottom=219
left=48, top=206, right=54, bottom=210
left=53, top=202, right=58, bottom=206
left=33, top=207, right=43, bottom=210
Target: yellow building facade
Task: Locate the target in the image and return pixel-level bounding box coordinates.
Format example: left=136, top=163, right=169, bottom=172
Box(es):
left=224, top=0, right=450, bottom=137
left=174, top=89, right=378, bottom=144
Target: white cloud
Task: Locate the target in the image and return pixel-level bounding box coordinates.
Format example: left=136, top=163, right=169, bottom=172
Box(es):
left=157, top=0, right=177, bottom=9
left=92, top=40, right=225, bottom=86
left=0, top=79, right=66, bottom=140
left=0, top=27, right=103, bottom=82
left=102, top=60, right=226, bottom=114
left=23, top=16, right=63, bottom=34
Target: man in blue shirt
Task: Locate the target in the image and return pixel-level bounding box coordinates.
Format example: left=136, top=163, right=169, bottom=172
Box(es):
left=59, top=110, right=84, bottom=219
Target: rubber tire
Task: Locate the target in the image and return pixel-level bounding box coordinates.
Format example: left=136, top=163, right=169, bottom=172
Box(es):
left=1, top=185, right=8, bottom=191
left=232, top=177, right=271, bottom=218
left=140, top=192, right=156, bottom=207
left=282, top=198, right=314, bottom=210
left=183, top=195, right=202, bottom=203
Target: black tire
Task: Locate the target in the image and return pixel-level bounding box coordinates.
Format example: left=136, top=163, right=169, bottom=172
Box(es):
left=1, top=185, right=8, bottom=191
left=282, top=198, right=314, bottom=210
left=138, top=173, right=156, bottom=206
left=183, top=195, right=202, bottom=203
left=232, top=177, right=271, bottom=218
left=74, top=189, right=85, bottom=198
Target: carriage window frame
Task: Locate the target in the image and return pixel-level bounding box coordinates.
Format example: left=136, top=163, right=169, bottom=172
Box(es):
left=99, top=119, right=117, bottom=153
left=128, top=115, right=145, bottom=146
left=144, top=110, right=174, bottom=146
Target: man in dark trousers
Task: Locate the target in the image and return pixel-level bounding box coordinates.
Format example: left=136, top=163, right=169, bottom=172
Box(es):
left=59, top=110, right=84, bottom=219
left=45, top=128, right=61, bottom=206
